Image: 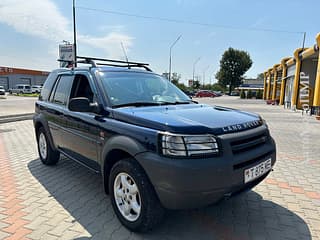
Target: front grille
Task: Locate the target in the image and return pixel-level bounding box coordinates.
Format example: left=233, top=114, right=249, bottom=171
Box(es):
left=233, top=151, right=273, bottom=170
left=231, top=133, right=268, bottom=154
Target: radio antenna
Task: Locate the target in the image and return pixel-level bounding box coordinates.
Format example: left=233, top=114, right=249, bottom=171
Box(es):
left=121, top=42, right=130, bottom=68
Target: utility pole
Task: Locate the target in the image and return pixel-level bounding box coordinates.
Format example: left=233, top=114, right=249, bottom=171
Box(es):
left=168, top=35, right=182, bottom=81
left=203, top=65, right=210, bottom=88
left=73, top=0, right=77, bottom=67
left=192, top=57, right=201, bottom=85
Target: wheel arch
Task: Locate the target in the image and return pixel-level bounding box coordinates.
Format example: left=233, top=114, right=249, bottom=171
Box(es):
left=101, top=136, right=148, bottom=194
left=33, top=116, right=56, bottom=151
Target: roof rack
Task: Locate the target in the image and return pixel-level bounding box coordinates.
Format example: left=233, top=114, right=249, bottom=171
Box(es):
left=79, top=56, right=152, bottom=72
left=57, top=56, right=152, bottom=72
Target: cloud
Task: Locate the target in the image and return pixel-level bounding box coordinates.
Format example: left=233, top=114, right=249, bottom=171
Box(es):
left=0, top=0, right=133, bottom=58
left=0, top=0, right=70, bottom=41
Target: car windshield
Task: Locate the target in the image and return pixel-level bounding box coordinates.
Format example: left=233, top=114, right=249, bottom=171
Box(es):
left=99, top=72, right=192, bottom=107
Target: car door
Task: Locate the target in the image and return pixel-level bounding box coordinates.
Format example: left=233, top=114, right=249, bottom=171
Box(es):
left=45, top=74, right=73, bottom=148
left=61, top=72, right=100, bottom=171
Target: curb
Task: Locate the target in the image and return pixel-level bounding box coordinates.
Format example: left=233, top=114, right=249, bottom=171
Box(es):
left=0, top=113, right=34, bottom=124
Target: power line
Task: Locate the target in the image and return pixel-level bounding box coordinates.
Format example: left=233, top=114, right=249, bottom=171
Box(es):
left=76, top=6, right=304, bottom=35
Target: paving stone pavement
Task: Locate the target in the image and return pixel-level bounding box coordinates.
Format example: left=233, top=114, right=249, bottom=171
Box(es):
left=0, top=96, right=319, bottom=240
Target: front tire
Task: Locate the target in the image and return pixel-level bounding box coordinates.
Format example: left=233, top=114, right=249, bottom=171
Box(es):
left=37, top=127, right=60, bottom=165
left=109, top=158, right=164, bottom=232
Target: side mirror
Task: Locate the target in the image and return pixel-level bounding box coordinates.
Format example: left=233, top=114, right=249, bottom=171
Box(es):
left=69, top=97, right=101, bottom=113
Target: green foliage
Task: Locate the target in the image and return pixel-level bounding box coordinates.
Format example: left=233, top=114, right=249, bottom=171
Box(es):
left=240, top=90, right=246, bottom=99
left=170, top=72, right=181, bottom=85
left=247, top=90, right=253, bottom=99
left=256, top=90, right=263, bottom=99
left=202, top=83, right=225, bottom=92
left=216, top=47, right=253, bottom=94
left=192, top=80, right=200, bottom=89
left=257, top=73, right=264, bottom=82
left=168, top=72, right=188, bottom=91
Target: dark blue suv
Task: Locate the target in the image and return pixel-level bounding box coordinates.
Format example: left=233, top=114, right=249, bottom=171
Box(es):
left=33, top=57, right=276, bottom=232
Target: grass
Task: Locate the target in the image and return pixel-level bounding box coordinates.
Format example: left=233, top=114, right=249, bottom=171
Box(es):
left=0, top=96, right=6, bottom=99
left=9, top=93, right=40, bottom=97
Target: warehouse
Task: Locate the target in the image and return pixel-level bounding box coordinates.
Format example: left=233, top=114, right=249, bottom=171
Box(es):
left=0, top=66, right=49, bottom=91
left=263, top=33, right=320, bottom=115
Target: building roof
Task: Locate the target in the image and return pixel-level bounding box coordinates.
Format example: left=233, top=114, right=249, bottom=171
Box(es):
left=0, top=66, right=49, bottom=76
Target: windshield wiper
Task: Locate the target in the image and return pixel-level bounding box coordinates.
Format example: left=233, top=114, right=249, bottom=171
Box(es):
left=113, top=100, right=195, bottom=108
left=112, top=102, right=162, bottom=108
left=157, top=100, right=194, bottom=105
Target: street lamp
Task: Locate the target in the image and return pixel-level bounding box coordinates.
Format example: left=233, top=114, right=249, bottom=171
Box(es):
left=73, top=0, right=77, bottom=67
left=192, top=57, right=201, bottom=84
left=168, top=35, right=182, bottom=81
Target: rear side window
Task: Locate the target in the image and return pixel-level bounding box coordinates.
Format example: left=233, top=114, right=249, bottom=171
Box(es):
left=51, top=75, right=73, bottom=105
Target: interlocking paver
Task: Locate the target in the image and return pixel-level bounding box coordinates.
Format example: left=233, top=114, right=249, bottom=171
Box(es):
left=0, top=97, right=319, bottom=239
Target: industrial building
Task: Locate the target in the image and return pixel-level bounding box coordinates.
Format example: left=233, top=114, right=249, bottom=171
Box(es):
left=263, top=33, right=320, bottom=115
left=0, top=66, right=49, bottom=91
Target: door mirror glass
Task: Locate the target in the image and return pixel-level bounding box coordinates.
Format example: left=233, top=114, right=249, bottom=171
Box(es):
left=69, top=97, right=92, bottom=112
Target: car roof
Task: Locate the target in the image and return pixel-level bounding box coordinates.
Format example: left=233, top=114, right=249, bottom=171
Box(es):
left=53, top=66, right=152, bottom=74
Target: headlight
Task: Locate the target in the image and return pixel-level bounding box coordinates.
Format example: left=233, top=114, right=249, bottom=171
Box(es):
left=161, top=133, right=219, bottom=157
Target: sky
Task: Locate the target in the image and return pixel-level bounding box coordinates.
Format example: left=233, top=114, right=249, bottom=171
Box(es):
left=0, top=0, right=319, bottom=85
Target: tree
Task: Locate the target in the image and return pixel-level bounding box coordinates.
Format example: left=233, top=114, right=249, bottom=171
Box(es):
left=170, top=72, right=181, bottom=85
left=192, top=80, right=200, bottom=89
left=215, top=47, right=252, bottom=94
left=257, top=73, right=264, bottom=82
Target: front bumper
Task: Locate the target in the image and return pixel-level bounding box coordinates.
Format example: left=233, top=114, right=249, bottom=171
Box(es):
left=135, top=125, right=276, bottom=209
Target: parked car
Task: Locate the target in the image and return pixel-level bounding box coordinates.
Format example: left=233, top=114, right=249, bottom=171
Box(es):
left=182, top=89, right=195, bottom=98
left=31, top=85, right=43, bottom=93
left=9, top=84, right=31, bottom=94
left=230, top=91, right=240, bottom=96
left=195, top=90, right=216, bottom=97
left=213, top=91, right=223, bottom=97
left=0, top=86, right=5, bottom=95
left=33, top=57, right=276, bottom=232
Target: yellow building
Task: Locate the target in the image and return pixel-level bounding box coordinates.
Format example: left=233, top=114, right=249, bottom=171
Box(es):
left=264, top=33, right=320, bottom=114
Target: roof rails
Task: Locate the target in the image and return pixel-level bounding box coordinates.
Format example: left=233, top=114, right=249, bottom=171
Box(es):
left=58, top=56, right=152, bottom=72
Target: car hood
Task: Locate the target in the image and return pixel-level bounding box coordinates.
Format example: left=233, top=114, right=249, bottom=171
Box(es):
left=111, top=104, right=262, bottom=135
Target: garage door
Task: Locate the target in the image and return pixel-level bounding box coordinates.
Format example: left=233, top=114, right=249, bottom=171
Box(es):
left=19, top=78, right=31, bottom=85
left=0, top=77, right=9, bottom=90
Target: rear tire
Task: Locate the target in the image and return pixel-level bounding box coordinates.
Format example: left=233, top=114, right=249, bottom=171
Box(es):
left=37, top=127, right=60, bottom=165
left=109, top=158, right=165, bottom=232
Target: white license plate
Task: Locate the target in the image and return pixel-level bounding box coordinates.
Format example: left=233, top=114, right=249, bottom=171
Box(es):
left=244, top=158, right=272, bottom=183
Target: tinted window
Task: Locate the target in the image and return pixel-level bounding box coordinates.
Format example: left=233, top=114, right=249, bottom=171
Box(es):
left=40, top=72, right=60, bottom=101
left=52, top=75, right=73, bottom=105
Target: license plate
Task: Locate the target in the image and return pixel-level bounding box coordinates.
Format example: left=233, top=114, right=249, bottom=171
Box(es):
left=244, top=158, right=272, bottom=183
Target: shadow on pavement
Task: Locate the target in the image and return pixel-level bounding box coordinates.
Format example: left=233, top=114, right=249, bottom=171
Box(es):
left=28, top=157, right=311, bottom=240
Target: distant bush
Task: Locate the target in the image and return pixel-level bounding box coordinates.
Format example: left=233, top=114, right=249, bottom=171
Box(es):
left=240, top=90, right=246, bottom=99
left=247, top=90, right=253, bottom=99
left=256, top=90, right=263, bottom=99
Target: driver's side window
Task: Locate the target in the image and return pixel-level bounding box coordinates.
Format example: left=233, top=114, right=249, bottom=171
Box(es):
left=69, top=74, right=95, bottom=103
